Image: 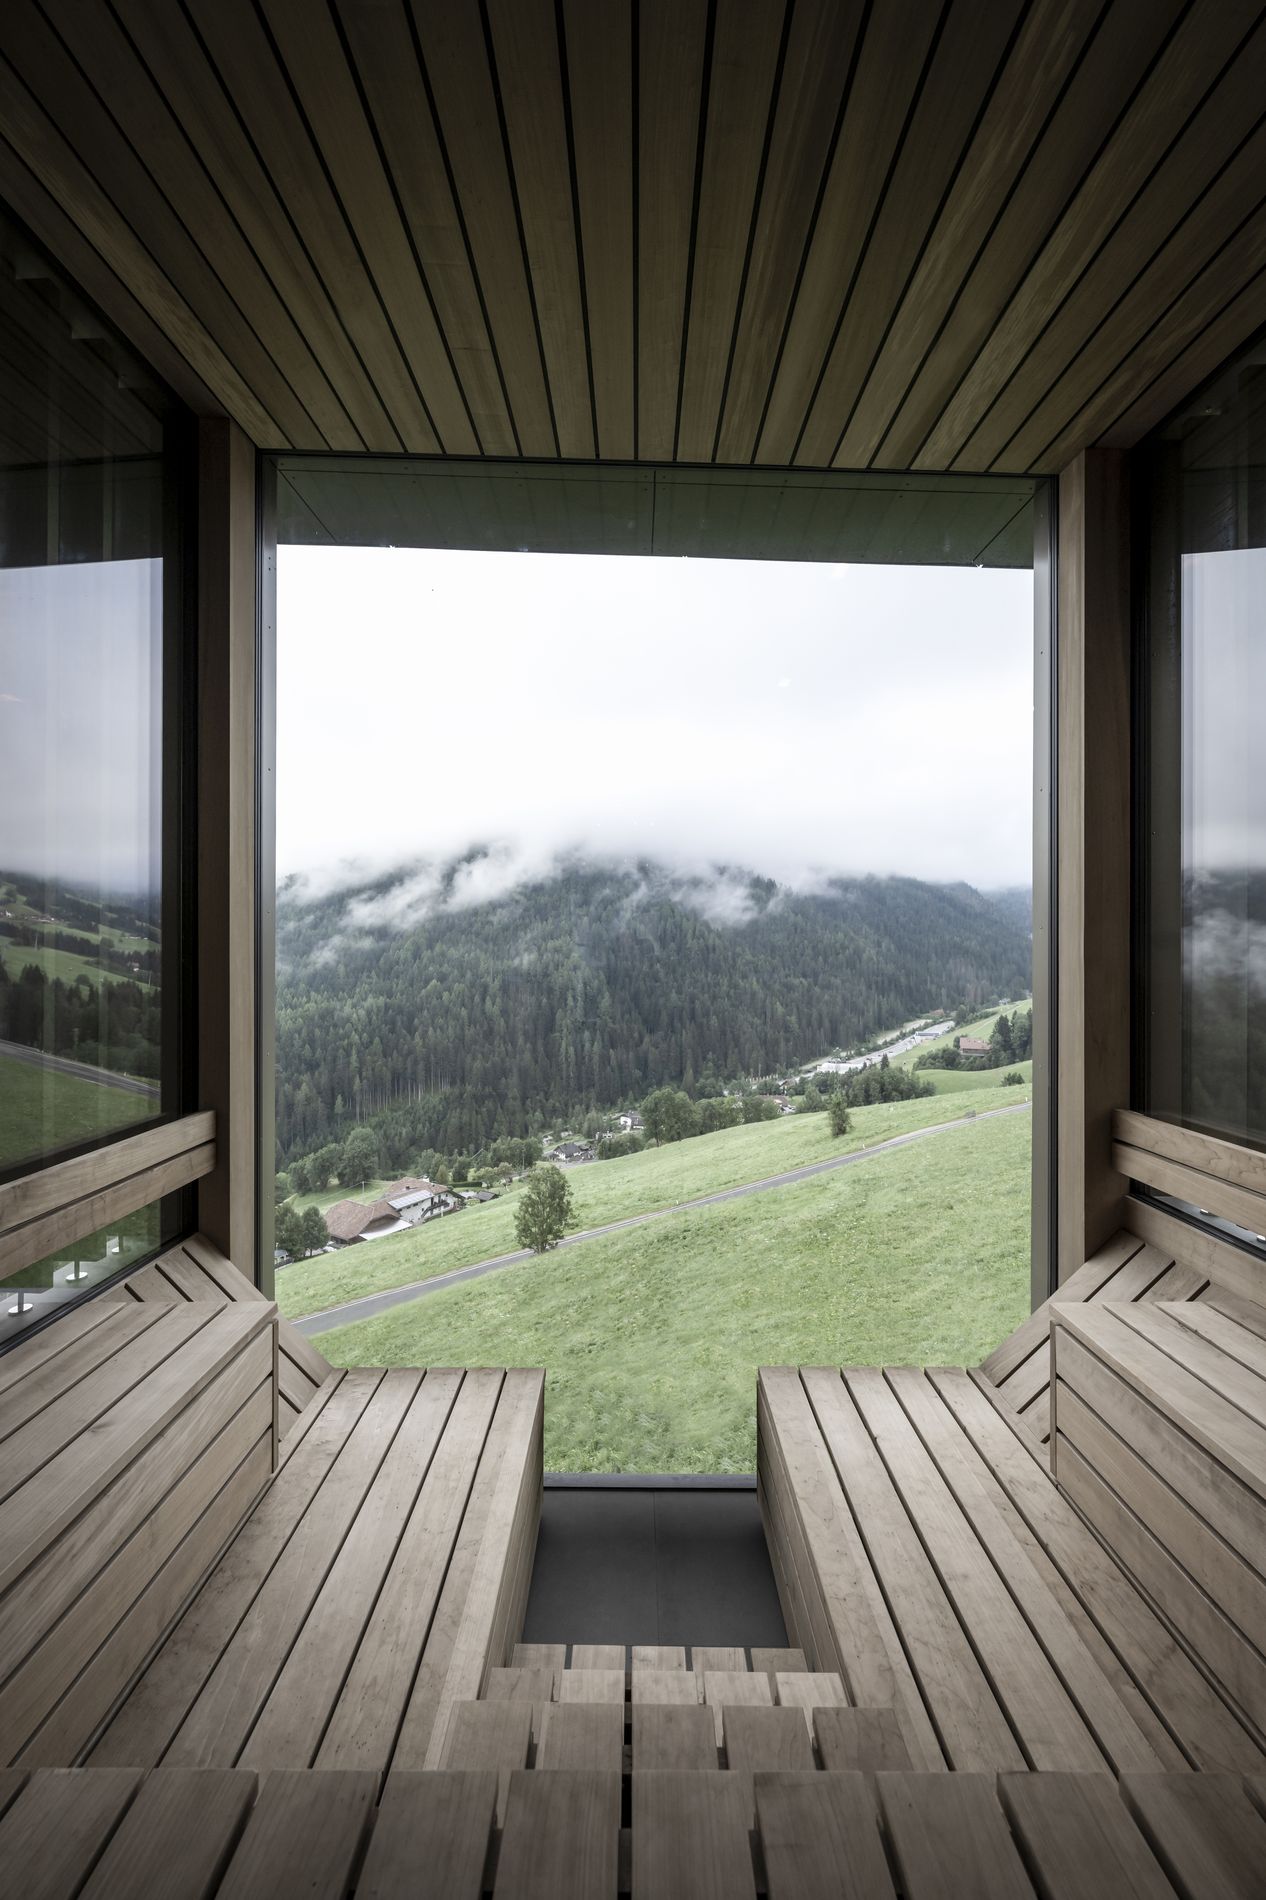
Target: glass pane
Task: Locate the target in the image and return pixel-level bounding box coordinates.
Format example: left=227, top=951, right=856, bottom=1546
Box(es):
left=0, top=206, right=176, bottom=1174
left=0, top=1199, right=171, bottom=1345
left=1139, top=341, right=1266, bottom=1148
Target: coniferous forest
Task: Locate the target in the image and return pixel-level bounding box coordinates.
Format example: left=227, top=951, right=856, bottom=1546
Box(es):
left=275, top=858, right=1031, bottom=1169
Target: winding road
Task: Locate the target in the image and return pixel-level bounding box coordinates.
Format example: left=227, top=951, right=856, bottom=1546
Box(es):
left=293, top=1099, right=1030, bottom=1337
left=0, top=1038, right=159, bottom=1100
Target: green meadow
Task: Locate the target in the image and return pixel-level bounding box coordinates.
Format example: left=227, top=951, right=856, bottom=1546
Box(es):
left=318, top=1104, right=1032, bottom=1473
left=277, top=1084, right=1030, bottom=1320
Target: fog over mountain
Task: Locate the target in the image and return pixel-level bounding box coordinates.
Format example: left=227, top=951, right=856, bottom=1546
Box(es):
left=277, top=545, right=1034, bottom=893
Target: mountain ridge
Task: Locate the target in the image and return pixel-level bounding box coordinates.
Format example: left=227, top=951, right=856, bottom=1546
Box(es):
left=275, top=854, right=1032, bottom=1169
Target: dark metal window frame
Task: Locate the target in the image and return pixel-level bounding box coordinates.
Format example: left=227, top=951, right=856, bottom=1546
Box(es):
left=0, top=197, right=200, bottom=1342
left=257, top=454, right=1056, bottom=1312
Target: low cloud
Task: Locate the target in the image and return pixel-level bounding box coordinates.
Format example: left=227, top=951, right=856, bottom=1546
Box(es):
left=276, top=545, right=1035, bottom=893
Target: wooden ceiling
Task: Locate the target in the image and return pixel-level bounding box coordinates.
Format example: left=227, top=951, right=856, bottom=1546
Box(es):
left=1, top=0, right=1264, bottom=472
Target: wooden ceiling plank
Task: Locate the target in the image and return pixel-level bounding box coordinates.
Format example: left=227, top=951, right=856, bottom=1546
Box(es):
left=335, top=1, right=519, bottom=459
left=111, top=0, right=399, bottom=453
left=0, top=302, right=156, bottom=459
left=482, top=0, right=593, bottom=458
left=1097, top=272, right=1266, bottom=451
left=918, top=0, right=1263, bottom=470
left=841, top=0, right=1116, bottom=471
left=877, top=0, right=1185, bottom=472
left=0, top=274, right=153, bottom=460
left=676, top=0, right=786, bottom=464
left=713, top=0, right=865, bottom=465
left=184, top=0, right=438, bottom=454
left=636, top=0, right=707, bottom=462
left=803, top=0, right=1028, bottom=470
left=996, top=117, right=1266, bottom=472
left=562, top=0, right=635, bottom=460
left=1035, top=198, right=1266, bottom=467
left=950, top=24, right=1254, bottom=473
left=0, top=136, right=225, bottom=421
left=754, top=0, right=941, bottom=468
left=404, top=3, right=557, bottom=460
left=258, top=0, right=478, bottom=456
left=0, top=63, right=278, bottom=442
left=49, top=0, right=362, bottom=453
left=2, top=3, right=327, bottom=450
left=0, top=334, right=108, bottom=463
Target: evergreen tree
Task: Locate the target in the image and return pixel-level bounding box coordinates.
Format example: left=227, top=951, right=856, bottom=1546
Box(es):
left=828, top=1094, right=851, bottom=1137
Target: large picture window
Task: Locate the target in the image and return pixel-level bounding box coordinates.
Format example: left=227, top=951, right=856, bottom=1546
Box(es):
left=1136, top=336, right=1266, bottom=1154
left=0, top=205, right=192, bottom=1337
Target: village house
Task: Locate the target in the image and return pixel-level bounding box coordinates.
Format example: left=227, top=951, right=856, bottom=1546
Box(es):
left=617, top=1110, right=644, bottom=1133
left=322, top=1199, right=411, bottom=1247
left=547, top=1140, right=595, bottom=1165
left=957, top=1036, right=992, bottom=1057
left=380, top=1177, right=460, bottom=1223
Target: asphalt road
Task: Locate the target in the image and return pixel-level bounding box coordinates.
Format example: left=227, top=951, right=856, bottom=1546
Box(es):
left=293, top=1099, right=1031, bottom=1338
left=0, top=1037, right=160, bottom=1099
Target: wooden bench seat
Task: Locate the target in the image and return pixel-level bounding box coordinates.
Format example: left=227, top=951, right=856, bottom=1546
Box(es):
left=757, top=1362, right=1266, bottom=1775
left=3, top=1763, right=1266, bottom=1897
left=0, top=1296, right=277, bottom=1768
left=980, top=1229, right=1211, bottom=1456
left=1052, top=1299, right=1266, bottom=1747
left=89, top=1365, right=544, bottom=1775
left=124, top=1234, right=331, bottom=1435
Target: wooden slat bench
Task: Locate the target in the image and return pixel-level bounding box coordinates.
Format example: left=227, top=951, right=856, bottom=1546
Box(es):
left=1052, top=1298, right=1266, bottom=1748
left=0, top=1296, right=277, bottom=1767
left=757, top=1363, right=1266, bottom=1775
left=88, top=1365, right=544, bottom=1774
left=2, top=1764, right=1266, bottom=1897
left=124, top=1233, right=331, bottom=1434
left=980, top=1229, right=1209, bottom=1456
left=984, top=1108, right=1266, bottom=1461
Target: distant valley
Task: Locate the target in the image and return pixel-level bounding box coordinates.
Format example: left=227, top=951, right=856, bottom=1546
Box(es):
left=275, top=853, right=1031, bottom=1171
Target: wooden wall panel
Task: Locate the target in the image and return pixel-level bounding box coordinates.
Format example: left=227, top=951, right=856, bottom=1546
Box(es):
left=1056, top=450, right=1132, bottom=1283
left=0, top=0, right=1262, bottom=468
left=196, top=420, right=258, bottom=1282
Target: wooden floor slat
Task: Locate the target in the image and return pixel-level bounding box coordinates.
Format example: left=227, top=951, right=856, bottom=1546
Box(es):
left=631, top=1768, right=754, bottom=1899
left=78, top=1767, right=257, bottom=1900
left=756, top=1770, right=896, bottom=1900
left=497, top=1768, right=620, bottom=1899
left=355, top=1770, right=495, bottom=1900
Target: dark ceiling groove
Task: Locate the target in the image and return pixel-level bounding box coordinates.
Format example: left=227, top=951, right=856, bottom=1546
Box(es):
left=95, top=0, right=361, bottom=450
left=748, top=0, right=873, bottom=467
left=938, top=0, right=1233, bottom=472
left=829, top=0, right=1038, bottom=470
left=707, top=0, right=794, bottom=466
left=0, top=0, right=1261, bottom=470
left=246, top=0, right=446, bottom=452
left=670, top=0, right=716, bottom=465
left=174, top=0, right=405, bottom=453
left=988, top=16, right=1266, bottom=472
left=786, top=0, right=954, bottom=468
left=864, top=0, right=1111, bottom=472
left=326, top=0, right=485, bottom=456
left=477, top=0, right=564, bottom=462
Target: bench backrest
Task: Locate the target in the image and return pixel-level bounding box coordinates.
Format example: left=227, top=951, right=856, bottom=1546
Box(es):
left=0, top=1294, right=277, bottom=1766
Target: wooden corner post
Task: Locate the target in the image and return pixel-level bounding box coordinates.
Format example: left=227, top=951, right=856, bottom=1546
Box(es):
left=196, top=418, right=259, bottom=1281
left=1055, top=449, right=1131, bottom=1284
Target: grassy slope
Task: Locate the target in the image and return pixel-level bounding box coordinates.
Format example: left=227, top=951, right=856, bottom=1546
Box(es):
left=919, top=1060, right=1032, bottom=1094
left=0, top=1051, right=150, bottom=1169
left=319, top=1107, right=1032, bottom=1473
left=276, top=1085, right=1030, bottom=1318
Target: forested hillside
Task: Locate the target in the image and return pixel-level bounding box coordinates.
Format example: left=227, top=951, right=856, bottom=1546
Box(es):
left=275, top=857, right=1031, bottom=1167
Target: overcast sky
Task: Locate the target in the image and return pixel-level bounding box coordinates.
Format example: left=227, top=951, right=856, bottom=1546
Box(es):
left=278, top=545, right=1033, bottom=895
left=0, top=558, right=162, bottom=891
